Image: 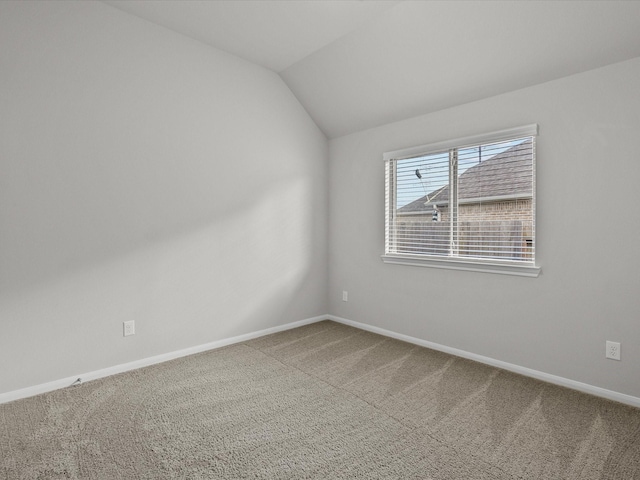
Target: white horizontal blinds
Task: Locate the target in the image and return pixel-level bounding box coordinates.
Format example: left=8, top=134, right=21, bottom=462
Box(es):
left=393, top=151, right=450, bottom=255
left=456, top=137, right=534, bottom=261
left=386, top=132, right=535, bottom=264
left=384, top=158, right=394, bottom=253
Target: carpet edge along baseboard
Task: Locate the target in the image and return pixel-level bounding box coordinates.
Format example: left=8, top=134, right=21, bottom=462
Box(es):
left=1, top=314, right=638, bottom=409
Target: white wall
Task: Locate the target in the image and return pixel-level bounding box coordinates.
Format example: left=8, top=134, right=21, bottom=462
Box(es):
left=329, top=57, right=640, bottom=398
left=0, top=1, right=328, bottom=395
left=3, top=1, right=638, bottom=403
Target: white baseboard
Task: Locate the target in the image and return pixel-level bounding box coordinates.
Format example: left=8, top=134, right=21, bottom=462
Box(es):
left=4, top=314, right=639, bottom=409
left=328, top=315, right=640, bottom=409
left=0, top=315, right=325, bottom=405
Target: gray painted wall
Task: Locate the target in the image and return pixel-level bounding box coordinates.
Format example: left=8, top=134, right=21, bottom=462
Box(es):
left=0, top=1, right=328, bottom=395
left=329, top=57, right=640, bottom=398
left=2, top=0, right=639, bottom=402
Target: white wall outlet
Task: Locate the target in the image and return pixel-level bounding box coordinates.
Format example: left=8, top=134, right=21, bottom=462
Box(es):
left=342, top=290, right=348, bottom=302
left=123, top=320, right=135, bottom=337
left=606, top=341, right=621, bottom=360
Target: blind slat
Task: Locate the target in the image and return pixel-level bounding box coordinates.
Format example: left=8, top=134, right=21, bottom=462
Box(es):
left=386, top=134, right=536, bottom=264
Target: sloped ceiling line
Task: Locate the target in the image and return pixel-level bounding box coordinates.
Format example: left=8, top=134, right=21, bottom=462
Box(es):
left=103, top=1, right=640, bottom=138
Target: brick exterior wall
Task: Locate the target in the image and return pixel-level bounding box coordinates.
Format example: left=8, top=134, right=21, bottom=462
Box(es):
left=394, top=199, right=534, bottom=260
left=399, top=199, right=532, bottom=224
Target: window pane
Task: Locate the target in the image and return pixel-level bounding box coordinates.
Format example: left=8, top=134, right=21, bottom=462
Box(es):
left=385, top=132, right=535, bottom=265
left=394, top=151, right=450, bottom=255
left=457, top=139, right=534, bottom=260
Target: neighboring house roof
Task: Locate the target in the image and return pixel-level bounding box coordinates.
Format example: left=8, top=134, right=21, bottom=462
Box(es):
left=398, top=139, right=532, bottom=214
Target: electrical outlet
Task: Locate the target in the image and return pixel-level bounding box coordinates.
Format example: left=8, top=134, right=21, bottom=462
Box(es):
left=123, top=320, right=135, bottom=337
left=606, top=341, right=620, bottom=361
left=342, top=291, right=348, bottom=302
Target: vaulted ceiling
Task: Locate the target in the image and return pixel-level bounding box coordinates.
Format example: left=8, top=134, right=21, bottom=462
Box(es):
left=103, top=0, right=640, bottom=139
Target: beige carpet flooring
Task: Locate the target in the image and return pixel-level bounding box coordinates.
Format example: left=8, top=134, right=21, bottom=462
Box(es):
left=1, top=320, right=639, bottom=479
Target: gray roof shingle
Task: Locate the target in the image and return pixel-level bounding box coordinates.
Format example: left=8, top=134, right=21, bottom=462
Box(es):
left=398, top=139, right=532, bottom=214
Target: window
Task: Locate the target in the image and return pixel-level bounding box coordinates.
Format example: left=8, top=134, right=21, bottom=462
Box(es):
left=383, top=125, right=540, bottom=277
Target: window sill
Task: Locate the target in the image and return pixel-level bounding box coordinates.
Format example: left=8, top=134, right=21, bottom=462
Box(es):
left=381, top=254, right=541, bottom=277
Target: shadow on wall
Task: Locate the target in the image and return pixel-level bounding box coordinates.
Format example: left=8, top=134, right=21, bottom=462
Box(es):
left=0, top=174, right=315, bottom=307
left=0, top=1, right=327, bottom=298
left=0, top=177, right=318, bottom=393
left=0, top=165, right=314, bottom=292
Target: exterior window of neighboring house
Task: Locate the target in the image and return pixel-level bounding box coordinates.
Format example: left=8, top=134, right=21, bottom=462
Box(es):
left=383, top=125, right=540, bottom=277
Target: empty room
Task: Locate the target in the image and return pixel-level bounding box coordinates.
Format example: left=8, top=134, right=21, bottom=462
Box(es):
left=1, top=1, right=639, bottom=478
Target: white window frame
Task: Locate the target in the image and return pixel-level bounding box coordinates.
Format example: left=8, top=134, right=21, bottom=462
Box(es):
left=382, top=124, right=540, bottom=277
